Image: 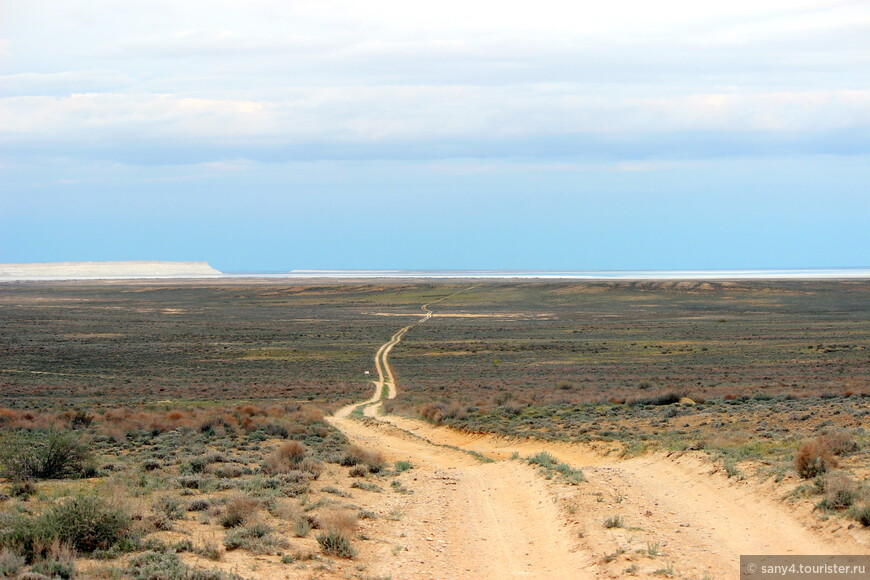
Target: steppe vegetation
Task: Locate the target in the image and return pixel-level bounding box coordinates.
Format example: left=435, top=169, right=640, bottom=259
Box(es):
left=1, top=279, right=868, bottom=578
left=0, top=400, right=415, bottom=578
left=0, top=282, right=415, bottom=407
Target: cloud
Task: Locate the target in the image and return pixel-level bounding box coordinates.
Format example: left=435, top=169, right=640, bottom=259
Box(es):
left=0, top=70, right=134, bottom=97
left=1, top=1, right=868, bottom=165
left=2, top=88, right=867, bottom=154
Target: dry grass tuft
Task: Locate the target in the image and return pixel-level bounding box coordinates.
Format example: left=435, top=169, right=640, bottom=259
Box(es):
left=818, top=429, right=860, bottom=456
left=317, top=508, right=358, bottom=535
left=265, top=441, right=306, bottom=474
left=340, top=445, right=385, bottom=473
left=219, top=497, right=260, bottom=528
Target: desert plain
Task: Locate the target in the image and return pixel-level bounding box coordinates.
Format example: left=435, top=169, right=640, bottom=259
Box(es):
left=0, top=279, right=868, bottom=579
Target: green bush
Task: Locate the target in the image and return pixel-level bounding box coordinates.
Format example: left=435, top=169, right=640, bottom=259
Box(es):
left=0, top=430, right=93, bottom=480
left=155, top=496, right=185, bottom=520
left=316, top=531, right=356, bottom=558
left=0, top=494, right=131, bottom=560
left=128, top=550, right=186, bottom=580
left=43, top=494, right=131, bottom=553
left=128, top=551, right=243, bottom=580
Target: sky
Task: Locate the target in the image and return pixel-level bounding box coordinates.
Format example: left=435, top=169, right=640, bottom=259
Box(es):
left=1, top=0, right=868, bottom=272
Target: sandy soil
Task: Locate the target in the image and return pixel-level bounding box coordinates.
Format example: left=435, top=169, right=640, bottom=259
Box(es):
left=327, top=286, right=868, bottom=579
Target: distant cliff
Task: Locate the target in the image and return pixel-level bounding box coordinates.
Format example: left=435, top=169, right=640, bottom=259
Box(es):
left=0, top=261, right=222, bottom=279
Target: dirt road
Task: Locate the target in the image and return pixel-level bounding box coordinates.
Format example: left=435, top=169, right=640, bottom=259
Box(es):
left=329, top=288, right=867, bottom=579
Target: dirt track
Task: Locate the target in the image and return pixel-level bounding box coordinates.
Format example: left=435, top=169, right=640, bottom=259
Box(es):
left=329, top=288, right=867, bottom=579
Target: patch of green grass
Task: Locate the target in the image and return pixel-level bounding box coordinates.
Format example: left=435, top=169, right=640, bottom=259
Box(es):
left=527, top=452, right=585, bottom=484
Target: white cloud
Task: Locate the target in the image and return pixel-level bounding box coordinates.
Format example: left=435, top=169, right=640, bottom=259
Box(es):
left=2, top=88, right=867, bottom=150
left=1, top=0, right=868, bottom=162
left=0, top=70, right=134, bottom=96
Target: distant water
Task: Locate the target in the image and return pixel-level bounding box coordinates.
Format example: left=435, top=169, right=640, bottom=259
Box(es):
left=5, top=268, right=869, bottom=282
left=224, top=268, right=870, bottom=280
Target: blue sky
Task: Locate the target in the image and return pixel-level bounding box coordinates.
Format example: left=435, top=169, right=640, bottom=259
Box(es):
left=2, top=1, right=868, bottom=272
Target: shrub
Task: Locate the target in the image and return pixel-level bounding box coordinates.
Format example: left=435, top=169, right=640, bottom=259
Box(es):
left=41, top=494, right=131, bottom=553
left=850, top=505, right=870, bottom=527
left=819, top=429, right=860, bottom=456
left=527, top=452, right=584, bottom=483
left=172, top=539, right=194, bottom=553
left=260, top=422, right=290, bottom=439
left=219, top=497, right=258, bottom=528
left=351, top=481, right=383, bottom=493
left=527, top=452, right=556, bottom=468
left=395, top=460, right=413, bottom=472
left=627, top=392, right=683, bottom=407
left=187, top=499, right=210, bottom=512
left=129, top=550, right=184, bottom=579
left=155, top=495, right=185, bottom=520
left=293, top=518, right=311, bottom=538
left=195, top=539, right=223, bottom=561
left=176, top=475, right=206, bottom=490
left=30, top=542, right=76, bottom=580
left=348, top=465, right=368, bottom=478
left=265, top=441, right=306, bottom=474
left=0, top=548, right=25, bottom=577
left=128, top=551, right=243, bottom=580
left=224, top=523, right=287, bottom=554
left=0, top=512, right=42, bottom=561
left=795, top=440, right=837, bottom=479
left=9, top=480, right=36, bottom=499
left=817, top=472, right=859, bottom=511
left=339, top=445, right=385, bottom=473
left=0, top=494, right=130, bottom=560
left=297, top=457, right=323, bottom=479
left=0, top=430, right=93, bottom=480
left=317, top=509, right=357, bottom=535
left=68, top=410, right=94, bottom=429
left=316, top=531, right=356, bottom=558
